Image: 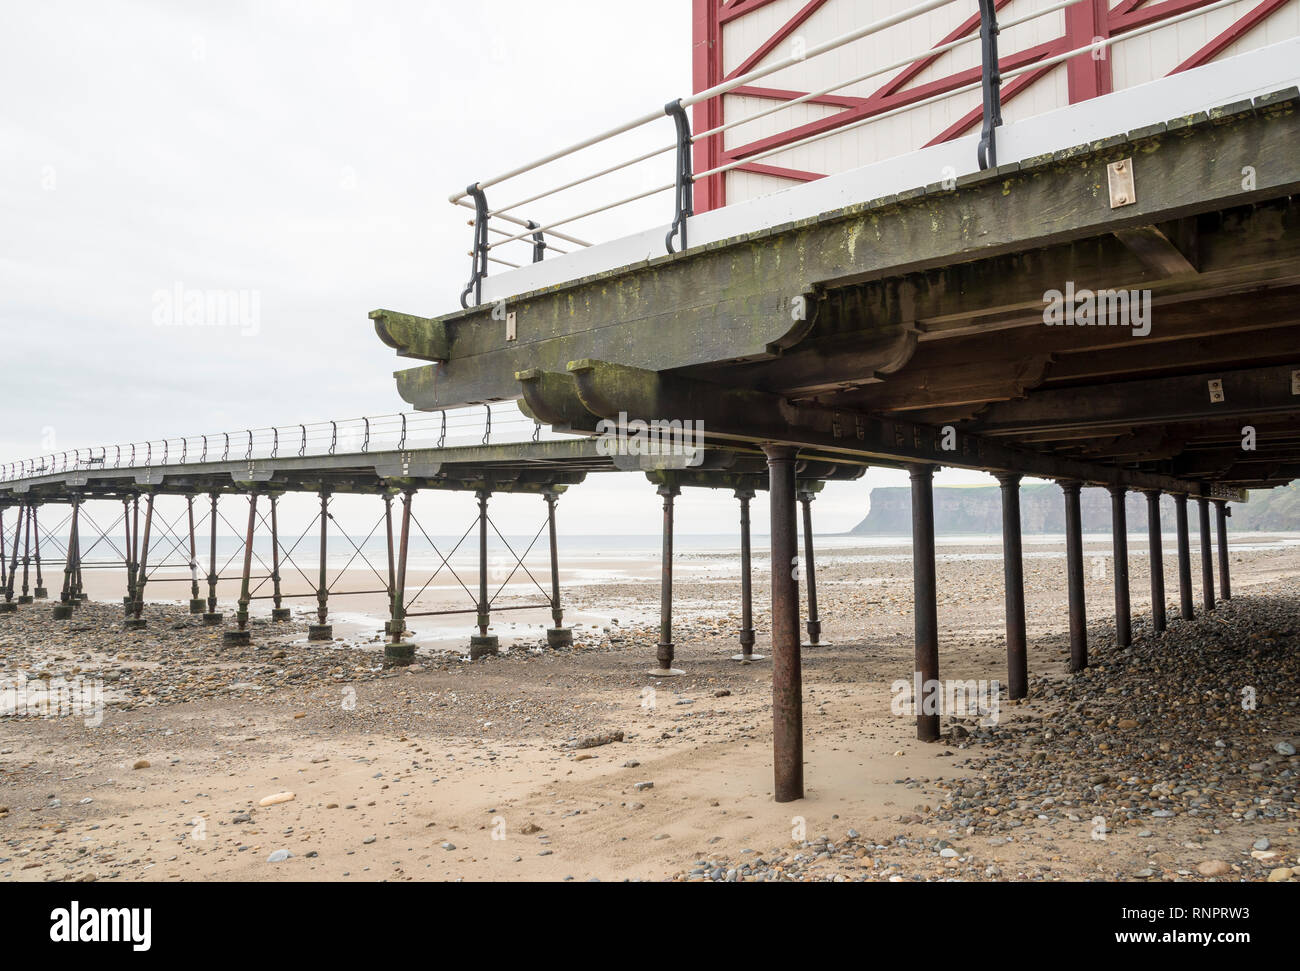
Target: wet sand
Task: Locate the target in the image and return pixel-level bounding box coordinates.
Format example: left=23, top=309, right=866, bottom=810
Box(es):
left=1, top=532, right=1297, bottom=882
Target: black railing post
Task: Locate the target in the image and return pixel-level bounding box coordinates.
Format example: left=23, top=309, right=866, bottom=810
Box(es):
left=528, top=220, right=548, bottom=263
left=977, top=0, right=1003, bottom=170
left=460, top=184, right=490, bottom=309
left=664, top=99, right=694, bottom=254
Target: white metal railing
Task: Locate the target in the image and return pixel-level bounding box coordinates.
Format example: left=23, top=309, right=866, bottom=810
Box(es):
left=0, top=407, right=559, bottom=484
left=451, top=0, right=1242, bottom=307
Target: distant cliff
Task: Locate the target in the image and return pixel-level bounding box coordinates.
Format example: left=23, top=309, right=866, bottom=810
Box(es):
left=848, top=481, right=1300, bottom=535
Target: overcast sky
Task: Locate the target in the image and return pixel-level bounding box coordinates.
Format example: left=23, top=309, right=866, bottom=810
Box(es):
left=1, top=0, right=999, bottom=536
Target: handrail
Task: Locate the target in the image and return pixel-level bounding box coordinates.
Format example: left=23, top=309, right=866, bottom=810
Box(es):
left=448, top=0, right=1144, bottom=304
left=0, top=408, right=569, bottom=484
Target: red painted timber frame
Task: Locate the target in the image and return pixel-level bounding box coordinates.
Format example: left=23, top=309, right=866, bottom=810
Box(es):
left=692, top=0, right=1289, bottom=210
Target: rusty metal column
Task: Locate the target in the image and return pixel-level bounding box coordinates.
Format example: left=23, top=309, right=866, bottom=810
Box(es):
left=1215, top=500, right=1232, bottom=601
left=910, top=465, right=941, bottom=741
left=732, top=487, right=763, bottom=662
left=765, top=445, right=803, bottom=802
left=120, top=497, right=134, bottom=614
left=470, top=489, right=500, bottom=659
left=71, top=498, right=84, bottom=601
left=1197, top=495, right=1215, bottom=612
left=0, top=506, right=15, bottom=612
left=1108, top=485, right=1131, bottom=649
left=798, top=485, right=826, bottom=648
left=186, top=495, right=204, bottom=614
left=30, top=509, right=45, bottom=600
left=5, top=504, right=24, bottom=609
left=269, top=494, right=289, bottom=621
left=1173, top=494, right=1194, bottom=620
left=544, top=489, right=572, bottom=648
left=203, top=492, right=222, bottom=625
left=383, top=493, right=397, bottom=636
left=1062, top=480, right=1087, bottom=673
left=385, top=491, right=417, bottom=667
left=126, top=493, right=154, bottom=629
left=54, top=497, right=80, bottom=619
left=995, top=473, right=1027, bottom=700
left=309, top=490, right=332, bottom=641
left=224, top=492, right=257, bottom=646
left=18, top=502, right=33, bottom=604
left=1143, top=491, right=1166, bottom=634
left=649, top=481, right=682, bottom=676
left=0, top=508, right=7, bottom=607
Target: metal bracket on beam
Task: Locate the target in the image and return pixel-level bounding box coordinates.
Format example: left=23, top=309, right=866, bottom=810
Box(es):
left=1108, top=158, right=1136, bottom=208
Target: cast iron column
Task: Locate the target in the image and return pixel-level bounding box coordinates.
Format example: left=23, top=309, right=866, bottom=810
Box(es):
left=1143, top=491, right=1166, bottom=634
left=649, top=481, right=682, bottom=675
left=765, top=445, right=803, bottom=802
left=1062, top=480, right=1087, bottom=672
left=1108, top=485, right=1131, bottom=648
left=470, top=489, right=499, bottom=658
left=269, top=494, right=289, bottom=620
left=1197, top=495, right=1215, bottom=612
left=910, top=465, right=941, bottom=741
left=309, top=490, right=332, bottom=641
left=733, top=487, right=762, bottom=662
left=995, top=473, right=1027, bottom=700
left=18, top=502, right=33, bottom=604
left=186, top=495, right=203, bottom=613
left=1173, top=493, right=1194, bottom=620
left=1215, top=500, right=1232, bottom=600
left=126, top=493, right=154, bottom=629
left=224, top=492, right=257, bottom=646
left=203, top=492, right=222, bottom=625
left=385, top=491, right=417, bottom=667
left=798, top=485, right=826, bottom=647
left=54, top=497, right=80, bottom=619
left=0, top=505, right=17, bottom=611
left=31, top=504, right=46, bottom=599
left=544, top=490, right=572, bottom=648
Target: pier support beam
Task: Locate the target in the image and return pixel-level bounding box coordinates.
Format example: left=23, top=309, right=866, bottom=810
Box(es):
left=1197, top=495, right=1215, bottom=612
left=732, top=488, right=763, bottom=662
left=125, top=493, right=154, bottom=629
left=649, top=482, right=682, bottom=676
left=1143, top=491, right=1167, bottom=634
left=765, top=445, right=803, bottom=802
left=1108, top=485, right=1131, bottom=649
left=385, top=491, right=417, bottom=667
left=1215, top=500, right=1232, bottom=601
left=0, top=505, right=18, bottom=612
left=1174, top=494, right=1194, bottom=621
left=269, top=494, right=289, bottom=621
left=31, top=504, right=46, bottom=599
left=1062, top=480, right=1087, bottom=673
left=122, top=496, right=137, bottom=615
left=544, top=489, right=572, bottom=648
left=798, top=485, right=827, bottom=648
left=186, top=496, right=204, bottom=614
left=910, top=465, right=941, bottom=741
left=309, top=490, right=332, bottom=641
left=18, top=503, right=33, bottom=604
left=54, top=497, right=81, bottom=619
left=470, top=488, right=500, bottom=659
left=995, top=473, right=1027, bottom=700
left=224, top=492, right=257, bottom=646
left=203, top=492, right=222, bottom=625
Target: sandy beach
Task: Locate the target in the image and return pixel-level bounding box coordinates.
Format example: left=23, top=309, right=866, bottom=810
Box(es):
left=1, top=531, right=1298, bottom=882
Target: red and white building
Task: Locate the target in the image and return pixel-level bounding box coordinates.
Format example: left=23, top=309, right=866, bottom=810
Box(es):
left=691, top=0, right=1300, bottom=209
